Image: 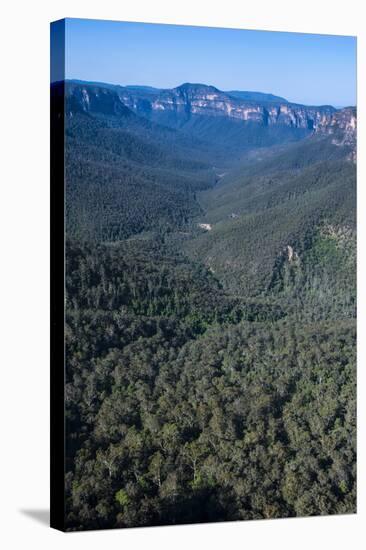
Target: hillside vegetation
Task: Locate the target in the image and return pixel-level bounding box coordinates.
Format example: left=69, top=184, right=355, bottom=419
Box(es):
left=61, top=81, right=356, bottom=530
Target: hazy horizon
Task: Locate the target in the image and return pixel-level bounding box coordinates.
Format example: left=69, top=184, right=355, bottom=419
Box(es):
left=62, top=77, right=355, bottom=108
left=56, top=18, right=357, bottom=107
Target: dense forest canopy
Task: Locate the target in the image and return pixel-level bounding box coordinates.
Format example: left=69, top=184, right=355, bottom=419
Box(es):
left=60, top=80, right=356, bottom=530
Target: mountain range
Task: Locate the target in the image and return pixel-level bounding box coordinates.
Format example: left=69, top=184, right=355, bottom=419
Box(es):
left=121, top=82, right=335, bottom=129
left=62, top=79, right=356, bottom=243
left=65, top=80, right=354, bottom=131
left=64, top=80, right=356, bottom=164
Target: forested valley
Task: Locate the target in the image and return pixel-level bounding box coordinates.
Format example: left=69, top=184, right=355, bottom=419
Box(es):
left=61, top=81, right=356, bottom=530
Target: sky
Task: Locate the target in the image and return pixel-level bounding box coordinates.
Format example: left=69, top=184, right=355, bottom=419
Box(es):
left=57, top=18, right=356, bottom=107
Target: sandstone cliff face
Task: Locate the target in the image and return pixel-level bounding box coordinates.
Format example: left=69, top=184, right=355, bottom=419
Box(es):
left=315, top=107, right=356, bottom=143
left=315, top=107, right=357, bottom=160
left=66, top=82, right=133, bottom=118
left=65, top=81, right=356, bottom=149
left=119, top=83, right=336, bottom=130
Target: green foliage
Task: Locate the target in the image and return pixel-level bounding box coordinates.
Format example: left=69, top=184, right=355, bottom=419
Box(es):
left=115, top=489, right=130, bottom=508
left=64, top=236, right=356, bottom=530
left=62, top=82, right=356, bottom=530
left=185, top=151, right=355, bottom=298
left=65, top=111, right=216, bottom=242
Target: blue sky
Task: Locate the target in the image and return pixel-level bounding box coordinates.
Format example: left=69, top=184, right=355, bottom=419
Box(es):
left=60, top=18, right=356, bottom=107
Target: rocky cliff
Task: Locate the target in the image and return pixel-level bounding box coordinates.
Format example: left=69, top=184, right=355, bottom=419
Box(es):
left=64, top=81, right=356, bottom=148
left=118, top=82, right=337, bottom=130
left=315, top=107, right=356, bottom=143
left=314, top=106, right=357, bottom=160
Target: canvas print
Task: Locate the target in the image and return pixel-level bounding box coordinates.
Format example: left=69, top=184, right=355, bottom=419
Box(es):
left=50, top=18, right=357, bottom=531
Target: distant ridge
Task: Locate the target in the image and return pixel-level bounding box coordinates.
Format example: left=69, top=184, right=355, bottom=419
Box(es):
left=64, top=80, right=344, bottom=109
left=126, top=85, right=162, bottom=93
left=227, top=90, right=288, bottom=103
